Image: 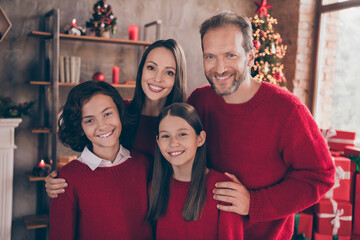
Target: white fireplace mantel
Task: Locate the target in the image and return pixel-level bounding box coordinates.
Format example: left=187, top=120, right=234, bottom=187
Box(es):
left=0, top=118, right=22, bottom=240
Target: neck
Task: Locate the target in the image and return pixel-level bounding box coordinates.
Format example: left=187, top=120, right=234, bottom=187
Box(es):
left=93, top=144, right=120, bottom=163
left=142, top=98, right=167, bottom=116
left=173, top=167, right=210, bottom=182
left=222, top=77, right=261, bottom=104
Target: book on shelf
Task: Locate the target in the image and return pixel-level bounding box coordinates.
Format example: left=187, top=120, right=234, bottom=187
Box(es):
left=59, top=56, right=81, bottom=84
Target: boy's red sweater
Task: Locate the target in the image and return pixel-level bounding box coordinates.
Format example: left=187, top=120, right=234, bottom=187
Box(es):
left=49, top=151, right=152, bottom=240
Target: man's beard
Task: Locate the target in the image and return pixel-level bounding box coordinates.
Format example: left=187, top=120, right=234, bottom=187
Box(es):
left=206, top=69, right=247, bottom=96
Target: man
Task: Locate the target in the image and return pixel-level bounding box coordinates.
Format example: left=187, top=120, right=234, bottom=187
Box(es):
left=187, top=11, right=335, bottom=239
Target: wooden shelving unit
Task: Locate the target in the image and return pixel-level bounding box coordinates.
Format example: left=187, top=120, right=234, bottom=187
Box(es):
left=28, top=175, right=46, bottom=182
left=29, top=81, right=136, bottom=88
left=30, top=30, right=153, bottom=46
left=24, top=215, right=49, bottom=230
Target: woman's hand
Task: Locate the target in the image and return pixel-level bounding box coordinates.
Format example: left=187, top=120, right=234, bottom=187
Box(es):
left=45, top=171, right=68, bottom=198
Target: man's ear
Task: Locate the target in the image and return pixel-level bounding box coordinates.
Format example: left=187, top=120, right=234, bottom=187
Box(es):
left=197, top=130, right=206, bottom=147
left=247, top=47, right=255, bottom=68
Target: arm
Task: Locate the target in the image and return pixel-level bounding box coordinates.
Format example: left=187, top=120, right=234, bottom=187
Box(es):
left=217, top=195, right=244, bottom=240
left=45, top=171, right=68, bottom=198
left=215, top=104, right=335, bottom=222
left=49, top=172, right=77, bottom=240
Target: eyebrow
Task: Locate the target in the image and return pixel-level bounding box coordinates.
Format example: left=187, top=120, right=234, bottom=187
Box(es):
left=146, top=60, right=176, bottom=71
left=82, top=107, right=113, bottom=119
left=158, top=128, right=191, bottom=133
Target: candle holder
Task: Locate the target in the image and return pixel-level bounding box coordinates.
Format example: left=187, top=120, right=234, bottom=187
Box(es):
left=33, top=158, right=52, bottom=177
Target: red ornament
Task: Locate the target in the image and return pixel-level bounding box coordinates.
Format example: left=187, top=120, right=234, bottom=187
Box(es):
left=92, top=72, right=105, bottom=81
left=277, top=37, right=283, bottom=43
left=254, top=0, right=273, bottom=17
left=260, top=30, right=267, bottom=38
left=253, top=40, right=261, bottom=50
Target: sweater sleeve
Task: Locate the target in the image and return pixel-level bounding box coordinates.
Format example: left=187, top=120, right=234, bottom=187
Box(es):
left=249, top=104, right=335, bottom=222
left=49, top=172, right=77, bottom=240
left=218, top=210, right=244, bottom=240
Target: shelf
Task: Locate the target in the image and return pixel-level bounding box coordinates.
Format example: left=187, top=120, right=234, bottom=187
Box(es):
left=30, top=31, right=153, bottom=46
left=30, top=81, right=136, bottom=88
left=32, top=128, right=51, bottom=134
left=23, top=214, right=49, bottom=230
left=28, top=175, right=46, bottom=182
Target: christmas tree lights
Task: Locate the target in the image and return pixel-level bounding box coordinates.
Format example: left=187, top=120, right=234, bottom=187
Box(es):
left=86, top=0, right=117, bottom=37
left=250, top=1, right=287, bottom=88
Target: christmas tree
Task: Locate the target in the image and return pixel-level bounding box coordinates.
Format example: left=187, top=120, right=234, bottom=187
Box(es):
left=86, top=0, right=117, bottom=36
left=250, top=0, right=287, bottom=88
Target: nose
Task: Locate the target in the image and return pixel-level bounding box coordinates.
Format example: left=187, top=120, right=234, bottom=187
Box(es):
left=215, top=58, right=226, bottom=75
left=153, top=71, right=162, bottom=83
left=170, top=136, right=179, bottom=147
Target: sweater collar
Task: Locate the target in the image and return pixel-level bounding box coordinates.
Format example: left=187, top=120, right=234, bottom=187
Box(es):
left=211, top=82, right=270, bottom=114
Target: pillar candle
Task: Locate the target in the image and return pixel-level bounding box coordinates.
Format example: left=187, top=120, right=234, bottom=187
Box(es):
left=128, top=25, right=139, bottom=40
left=112, top=66, right=120, bottom=84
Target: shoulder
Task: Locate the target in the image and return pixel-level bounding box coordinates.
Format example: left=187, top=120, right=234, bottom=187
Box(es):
left=129, top=150, right=151, bottom=169
left=206, top=169, right=231, bottom=186
left=261, top=82, right=306, bottom=113
left=188, top=85, right=213, bottom=100
left=58, top=160, right=87, bottom=180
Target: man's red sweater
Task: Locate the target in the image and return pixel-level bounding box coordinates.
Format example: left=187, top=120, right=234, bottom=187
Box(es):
left=49, top=151, right=152, bottom=240
left=156, top=170, right=244, bottom=240
left=188, top=83, right=335, bottom=240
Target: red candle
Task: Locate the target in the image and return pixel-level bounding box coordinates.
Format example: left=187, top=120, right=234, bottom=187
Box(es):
left=39, top=159, right=46, bottom=168
left=71, top=19, right=77, bottom=27
left=128, top=25, right=139, bottom=40
left=112, top=66, right=120, bottom=84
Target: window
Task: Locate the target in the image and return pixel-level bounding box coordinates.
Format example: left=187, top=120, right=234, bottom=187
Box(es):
left=313, top=0, right=360, bottom=145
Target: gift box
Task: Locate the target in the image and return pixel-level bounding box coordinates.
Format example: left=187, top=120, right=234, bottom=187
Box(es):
left=322, top=157, right=351, bottom=202
left=292, top=212, right=313, bottom=239
left=330, top=150, right=342, bottom=157
left=313, top=232, right=350, bottom=240
left=314, top=199, right=352, bottom=236
left=354, top=174, right=360, bottom=235
left=343, top=146, right=360, bottom=204
left=321, top=129, right=356, bottom=152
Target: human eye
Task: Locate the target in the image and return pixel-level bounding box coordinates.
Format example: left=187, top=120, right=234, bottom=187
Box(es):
left=166, top=70, right=175, bottom=76
left=227, top=53, right=237, bottom=58
left=179, top=132, right=187, bottom=137
left=83, top=118, right=94, bottom=125
left=160, top=134, right=169, bottom=139
left=204, top=54, right=214, bottom=60
left=104, top=111, right=113, bottom=117
left=146, top=65, right=155, bottom=71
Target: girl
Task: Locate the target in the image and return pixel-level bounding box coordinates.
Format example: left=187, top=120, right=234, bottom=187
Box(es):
left=45, top=39, right=187, bottom=197
left=49, top=80, right=152, bottom=240
left=147, top=102, right=243, bottom=240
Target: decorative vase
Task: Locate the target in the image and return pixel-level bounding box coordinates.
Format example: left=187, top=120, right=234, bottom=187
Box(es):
left=0, top=118, right=22, bottom=240
left=100, top=30, right=110, bottom=38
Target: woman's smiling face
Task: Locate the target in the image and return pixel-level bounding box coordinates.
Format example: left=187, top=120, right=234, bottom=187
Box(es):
left=141, top=47, right=176, bottom=103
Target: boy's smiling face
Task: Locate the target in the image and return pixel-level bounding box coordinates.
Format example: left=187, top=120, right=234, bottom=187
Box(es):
left=81, top=93, right=122, bottom=158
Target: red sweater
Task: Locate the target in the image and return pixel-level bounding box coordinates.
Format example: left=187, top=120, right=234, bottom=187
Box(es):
left=123, top=99, right=157, bottom=161
left=188, top=83, right=335, bottom=240
left=49, top=151, right=152, bottom=240
left=156, top=170, right=244, bottom=240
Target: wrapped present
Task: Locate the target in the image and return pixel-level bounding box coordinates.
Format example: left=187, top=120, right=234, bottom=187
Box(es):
left=354, top=174, right=360, bottom=235
left=292, top=212, right=313, bottom=240
left=343, top=146, right=360, bottom=204
left=330, top=150, right=342, bottom=157
left=322, top=157, right=351, bottom=202
left=313, top=232, right=350, bottom=240
left=321, top=129, right=356, bottom=152
left=314, top=199, right=352, bottom=236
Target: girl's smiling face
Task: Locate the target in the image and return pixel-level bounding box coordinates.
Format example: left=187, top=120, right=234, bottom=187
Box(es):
left=156, top=115, right=205, bottom=180
left=141, top=47, right=176, bottom=104
left=81, top=94, right=122, bottom=157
